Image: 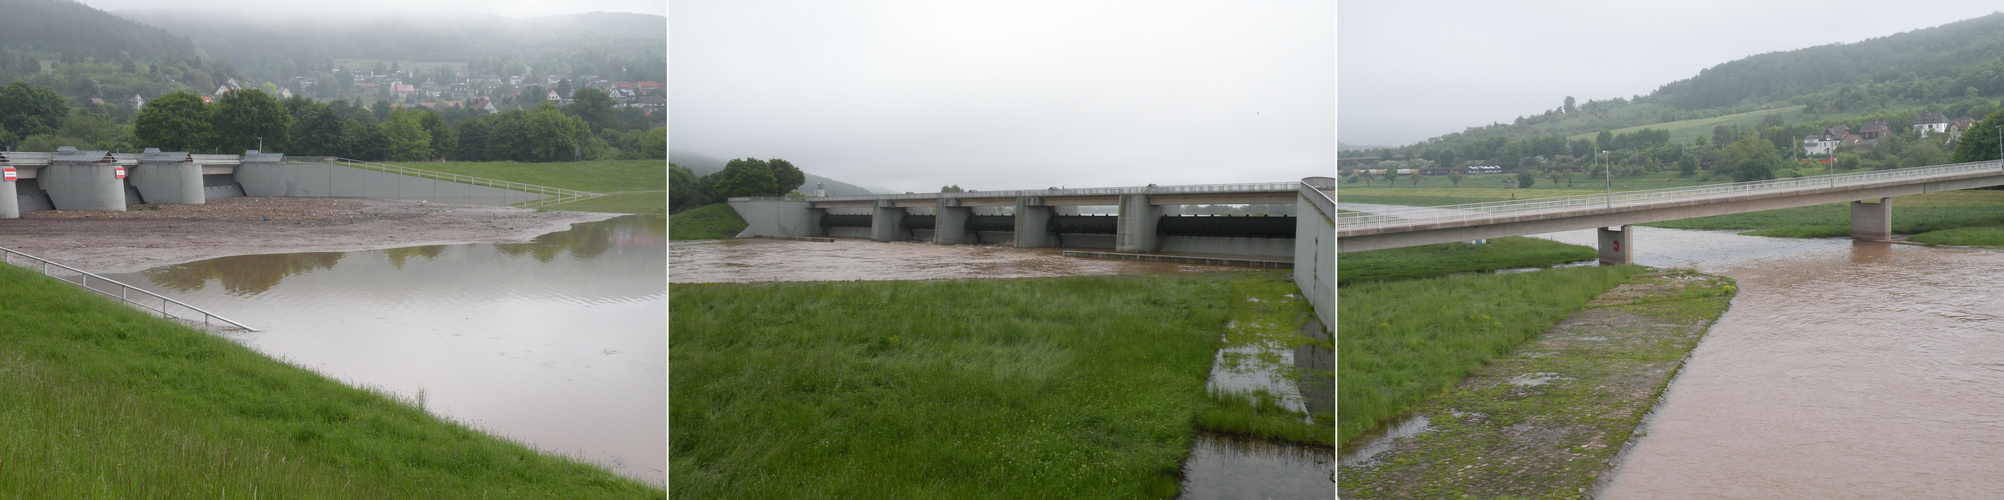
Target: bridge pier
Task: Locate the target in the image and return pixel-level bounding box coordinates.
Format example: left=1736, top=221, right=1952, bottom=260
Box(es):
left=129, top=152, right=203, bottom=205
left=1598, top=225, right=1634, bottom=265
left=0, top=178, right=16, bottom=218
left=1851, top=197, right=1891, bottom=241
left=1116, top=194, right=1180, bottom=253
left=871, top=201, right=906, bottom=242
left=1014, top=197, right=1053, bottom=248
left=40, top=151, right=126, bottom=211
left=934, top=199, right=971, bottom=245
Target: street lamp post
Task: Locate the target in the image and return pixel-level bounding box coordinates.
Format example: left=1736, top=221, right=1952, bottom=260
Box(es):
left=1603, top=150, right=1611, bottom=208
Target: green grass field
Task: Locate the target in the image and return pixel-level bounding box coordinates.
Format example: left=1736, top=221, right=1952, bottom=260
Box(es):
left=0, top=264, right=661, bottom=498
left=668, top=203, right=747, bottom=241
left=672, top=274, right=1238, bottom=498
left=1338, top=265, right=1645, bottom=447
left=543, top=191, right=666, bottom=214
left=1566, top=105, right=1804, bottom=143
left=1337, top=237, right=1598, bottom=285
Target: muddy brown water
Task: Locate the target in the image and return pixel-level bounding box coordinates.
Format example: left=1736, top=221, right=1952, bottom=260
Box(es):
left=1530, top=226, right=2004, bottom=497
left=100, top=215, right=666, bottom=485
left=669, top=238, right=1245, bottom=282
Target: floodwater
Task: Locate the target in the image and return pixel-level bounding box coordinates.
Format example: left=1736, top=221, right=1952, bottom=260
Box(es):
left=1526, top=226, right=2004, bottom=497
left=1184, top=313, right=1335, bottom=499
left=102, top=215, right=667, bottom=485
left=670, top=238, right=1240, bottom=282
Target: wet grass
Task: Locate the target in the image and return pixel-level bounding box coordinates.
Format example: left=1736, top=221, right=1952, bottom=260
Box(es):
left=1646, top=202, right=2004, bottom=238
left=667, top=203, right=747, bottom=241
left=0, top=264, right=661, bottom=498
left=1337, top=265, right=1646, bottom=447
left=542, top=191, right=667, bottom=214
left=379, top=159, right=666, bottom=194
left=1338, top=237, right=1597, bottom=285
left=1191, top=278, right=1334, bottom=447
left=670, top=273, right=1252, bottom=499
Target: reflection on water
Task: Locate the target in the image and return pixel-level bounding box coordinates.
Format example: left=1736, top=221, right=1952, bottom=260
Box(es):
left=1528, top=227, right=2004, bottom=498
left=670, top=238, right=1239, bottom=283
left=1178, top=434, right=1333, bottom=499
left=107, top=215, right=666, bottom=485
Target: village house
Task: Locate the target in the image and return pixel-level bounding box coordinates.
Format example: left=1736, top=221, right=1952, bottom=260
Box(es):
left=1915, top=112, right=1952, bottom=137
left=1802, top=124, right=1852, bottom=155
left=1948, top=116, right=1979, bottom=142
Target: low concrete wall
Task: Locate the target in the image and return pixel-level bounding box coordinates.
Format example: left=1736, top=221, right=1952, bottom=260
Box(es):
left=236, top=163, right=546, bottom=205
left=726, top=200, right=822, bottom=238
left=39, top=163, right=125, bottom=211
left=1294, top=180, right=1334, bottom=330
left=1159, top=235, right=1295, bottom=258
left=0, top=180, right=16, bottom=218
left=203, top=174, right=245, bottom=199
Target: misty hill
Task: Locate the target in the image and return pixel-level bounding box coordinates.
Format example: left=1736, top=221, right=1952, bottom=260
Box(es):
left=105, top=10, right=664, bottom=85
left=670, top=150, right=883, bottom=196
left=0, top=0, right=196, bottom=63
left=1367, top=12, right=2004, bottom=155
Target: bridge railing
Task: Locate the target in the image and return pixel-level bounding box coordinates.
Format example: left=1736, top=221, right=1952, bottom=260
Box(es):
left=301, top=157, right=603, bottom=209
left=0, top=246, right=256, bottom=331
left=785, top=181, right=1304, bottom=203
left=1338, top=160, right=2004, bottom=229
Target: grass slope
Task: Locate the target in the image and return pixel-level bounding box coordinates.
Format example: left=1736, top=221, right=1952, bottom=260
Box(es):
left=1565, top=105, right=1805, bottom=143
left=1337, top=237, right=1598, bottom=285
left=670, top=275, right=1240, bottom=499
left=667, top=203, right=747, bottom=241
left=378, top=160, right=667, bottom=213
left=1338, top=266, right=1645, bottom=447
left=0, top=264, right=661, bottom=498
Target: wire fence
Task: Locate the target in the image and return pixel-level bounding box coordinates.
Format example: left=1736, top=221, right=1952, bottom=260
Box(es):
left=306, top=158, right=603, bottom=209
left=1337, top=160, right=2004, bottom=230
left=1, top=246, right=255, bottom=332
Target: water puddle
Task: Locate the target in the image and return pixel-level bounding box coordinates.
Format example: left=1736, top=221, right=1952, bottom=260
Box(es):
left=1337, top=414, right=1432, bottom=467
left=103, top=215, right=666, bottom=485
left=1181, top=281, right=1332, bottom=496
left=1509, top=373, right=1569, bottom=387
left=1177, top=434, right=1333, bottom=499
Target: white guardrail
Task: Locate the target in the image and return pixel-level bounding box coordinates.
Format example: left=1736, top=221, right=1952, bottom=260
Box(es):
left=313, top=158, right=603, bottom=209
left=1337, top=160, right=2004, bottom=230
left=743, top=181, right=1305, bottom=203
left=1, top=246, right=256, bottom=331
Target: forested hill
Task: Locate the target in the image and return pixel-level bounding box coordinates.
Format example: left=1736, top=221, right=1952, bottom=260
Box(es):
left=0, top=0, right=196, bottom=63
left=1652, top=12, right=2004, bottom=110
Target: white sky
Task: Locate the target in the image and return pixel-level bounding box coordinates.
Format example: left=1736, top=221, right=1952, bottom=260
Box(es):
left=73, top=0, right=663, bottom=19
left=1340, top=0, right=2004, bottom=148
left=670, top=0, right=1336, bottom=194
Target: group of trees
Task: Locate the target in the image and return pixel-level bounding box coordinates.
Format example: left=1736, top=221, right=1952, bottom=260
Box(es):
left=0, top=80, right=664, bottom=163
left=669, top=158, right=807, bottom=212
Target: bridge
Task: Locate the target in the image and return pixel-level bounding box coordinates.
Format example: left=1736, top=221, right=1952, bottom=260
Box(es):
left=730, top=177, right=1336, bottom=327
left=1337, top=160, right=2004, bottom=264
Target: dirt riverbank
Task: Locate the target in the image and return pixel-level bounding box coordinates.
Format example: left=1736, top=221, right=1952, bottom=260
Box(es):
left=0, top=197, right=618, bottom=274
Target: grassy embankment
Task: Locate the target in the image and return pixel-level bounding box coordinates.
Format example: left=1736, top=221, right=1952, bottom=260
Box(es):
left=1336, top=237, right=1635, bottom=447
left=1193, top=277, right=1334, bottom=447
left=0, top=264, right=662, bottom=498
left=667, top=203, right=748, bottom=241
left=379, top=159, right=667, bottom=214
left=671, top=272, right=1325, bottom=498
left=1565, top=105, right=1805, bottom=143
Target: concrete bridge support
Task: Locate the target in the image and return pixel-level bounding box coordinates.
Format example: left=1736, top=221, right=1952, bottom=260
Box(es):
left=871, top=201, right=906, bottom=242
left=130, top=162, right=205, bottom=204
left=0, top=179, right=16, bottom=218
left=1852, top=197, right=1892, bottom=241
left=1014, top=197, right=1053, bottom=248
left=1116, top=194, right=1180, bottom=253
left=1598, top=225, right=1634, bottom=265
left=934, top=199, right=972, bottom=245
left=40, top=163, right=126, bottom=211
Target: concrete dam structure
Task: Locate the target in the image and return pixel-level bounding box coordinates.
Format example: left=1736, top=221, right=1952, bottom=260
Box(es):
left=0, top=149, right=555, bottom=218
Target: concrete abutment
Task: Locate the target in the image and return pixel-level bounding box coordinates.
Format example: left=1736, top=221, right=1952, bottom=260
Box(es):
left=1598, top=225, right=1634, bottom=265
left=1851, top=197, right=1892, bottom=242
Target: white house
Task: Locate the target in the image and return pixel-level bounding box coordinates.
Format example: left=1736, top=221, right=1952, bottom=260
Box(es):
left=1915, top=112, right=1951, bottom=137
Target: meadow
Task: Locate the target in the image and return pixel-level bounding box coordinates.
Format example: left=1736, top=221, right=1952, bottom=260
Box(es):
left=667, top=203, right=748, bottom=241
left=377, top=159, right=667, bottom=213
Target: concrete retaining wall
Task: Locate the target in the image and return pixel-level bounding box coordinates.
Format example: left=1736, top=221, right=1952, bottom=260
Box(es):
left=1159, top=235, right=1295, bottom=258
left=39, top=163, right=125, bottom=211
left=726, top=200, right=822, bottom=238
left=129, top=162, right=205, bottom=204
left=1294, top=181, right=1334, bottom=330
left=13, top=179, right=52, bottom=213
left=0, top=180, right=15, bottom=218
left=236, top=163, right=546, bottom=205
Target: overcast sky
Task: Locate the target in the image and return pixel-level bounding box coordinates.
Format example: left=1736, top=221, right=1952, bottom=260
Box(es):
left=73, top=0, right=663, bottom=19
left=670, top=1, right=1335, bottom=194
left=1340, top=0, right=2004, bottom=149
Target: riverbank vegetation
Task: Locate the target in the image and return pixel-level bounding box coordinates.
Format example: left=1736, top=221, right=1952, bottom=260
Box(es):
left=373, top=159, right=668, bottom=213
left=1338, top=237, right=1597, bottom=284
left=0, top=264, right=661, bottom=498
left=671, top=272, right=1319, bottom=498
left=667, top=203, right=747, bottom=241
left=1191, top=278, right=1333, bottom=447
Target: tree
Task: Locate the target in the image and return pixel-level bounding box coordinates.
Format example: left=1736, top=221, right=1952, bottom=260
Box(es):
left=0, top=81, right=67, bottom=138
left=382, top=109, right=432, bottom=161
left=1717, top=136, right=1781, bottom=182
left=1596, top=130, right=1614, bottom=152
left=1448, top=171, right=1463, bottom=187
left=562, top=87, right=617, bottom=132
left=208, top=89, right=291, bottom=153
left=417, top=111, right=456, bottom=159
left=454, top=117, right=492, bottom=161
left=710, top=158, right=778, bottom=199
left=133, top=91, right=209, bottom=151
left=1515, top=171, right=1536, bottom=188
left=287, top=102, right=347, bottom=156
left=1563, top=96, right=1576, bottom=114
left=767, top=158, right=805, bottom=194
left=1677, top=154, right=1699, bottom=177
left=670, top=164, right=705, bottom=212
left=942, top=185, right=964, bottom=193
left=638, top=127, right=665, bottom=159
left=1951, top=108, right=2004, bottom=163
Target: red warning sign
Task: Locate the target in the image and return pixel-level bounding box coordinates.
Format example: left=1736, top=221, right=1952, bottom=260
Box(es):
left=115, top=166, right=126, bottom=179
left=2, top=167, right=13, bottom=181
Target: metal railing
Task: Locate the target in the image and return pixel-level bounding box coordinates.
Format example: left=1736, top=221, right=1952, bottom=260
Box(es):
left=763, top=181, right=1305, bottom=203
left=1338, top=160, right=2004, bottom=230
left=305, top=157, right=604, bottom=209
left=1, top=246, right=255, bottom=332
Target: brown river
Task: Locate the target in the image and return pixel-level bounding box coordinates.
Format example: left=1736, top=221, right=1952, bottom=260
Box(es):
left=1531, top=226, right=2004, bottom=498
